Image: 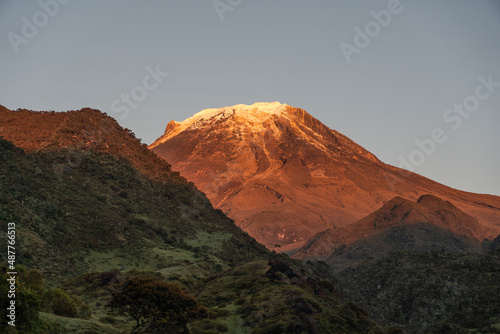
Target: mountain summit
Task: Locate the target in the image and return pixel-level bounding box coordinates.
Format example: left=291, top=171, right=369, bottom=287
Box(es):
left=151, top=102, right=289, bottom=145
left=150, top=102, right=500, bottom=251
left=151, top=101, right=378, bottom=164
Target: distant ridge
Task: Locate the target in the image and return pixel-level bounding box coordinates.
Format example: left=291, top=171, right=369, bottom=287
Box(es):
left=294, top=195, right=486, bottom=264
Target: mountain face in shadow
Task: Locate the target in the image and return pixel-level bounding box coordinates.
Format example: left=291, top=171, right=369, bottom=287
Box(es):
left=294, top=195, right=487, bottom=267
left=150, top=102, right=500, bottom=252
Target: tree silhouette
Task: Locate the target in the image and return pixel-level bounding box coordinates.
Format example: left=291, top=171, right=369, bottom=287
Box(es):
left=108, top=276, right=206, bottom=334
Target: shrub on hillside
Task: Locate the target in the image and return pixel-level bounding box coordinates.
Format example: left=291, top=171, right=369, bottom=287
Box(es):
left=107, top=276, right=207, bottom=334
left=42, top=288, right=91, bottom=319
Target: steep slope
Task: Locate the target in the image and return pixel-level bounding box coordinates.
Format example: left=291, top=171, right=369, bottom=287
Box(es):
left=0, top=105, right=388, bottom=333
left=294, top=195, right=486, bottom=264
left=150, top=102, right=500, bottom=251
left=0, top=106, right=273, bottom=278
left=0, top=137, right=269, bottom=280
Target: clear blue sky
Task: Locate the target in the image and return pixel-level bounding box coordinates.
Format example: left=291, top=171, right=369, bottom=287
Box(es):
left=1, top=0, right=499, bottom=196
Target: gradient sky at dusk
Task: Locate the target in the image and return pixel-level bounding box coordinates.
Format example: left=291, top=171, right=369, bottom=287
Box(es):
left=1, top=0, right=499, bottom=195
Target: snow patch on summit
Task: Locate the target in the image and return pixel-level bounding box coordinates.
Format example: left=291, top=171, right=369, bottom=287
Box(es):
left=150, top=102, right=289, bottom=148
left=184, top=101, right=288, bottom=127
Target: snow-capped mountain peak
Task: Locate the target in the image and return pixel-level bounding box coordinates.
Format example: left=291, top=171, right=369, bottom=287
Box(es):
left=150, top=102, right=289, bottom=147
left=185, top=101, right=288, bottom=126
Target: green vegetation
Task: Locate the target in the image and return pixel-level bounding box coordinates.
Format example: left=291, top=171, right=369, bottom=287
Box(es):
left=337, top=249, right=500, bottom=333
left=0, top=266, right=91, bottom=333
left=108, top=276, right=206, bottom=333
left=38, top=312, right=122, bottom=334
left=57, top=262, right=385, bottom=334
left=0, top=137, right=268, bottom=281
left=42, top=288, right=91, bottom=319
left=193, top=260, right=385, bottom=334
left=0, top=136, right=387, bottom=333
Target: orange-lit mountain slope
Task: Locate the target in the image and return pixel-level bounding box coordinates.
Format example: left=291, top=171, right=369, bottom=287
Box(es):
left=150, top=102, right=500, bottom=251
